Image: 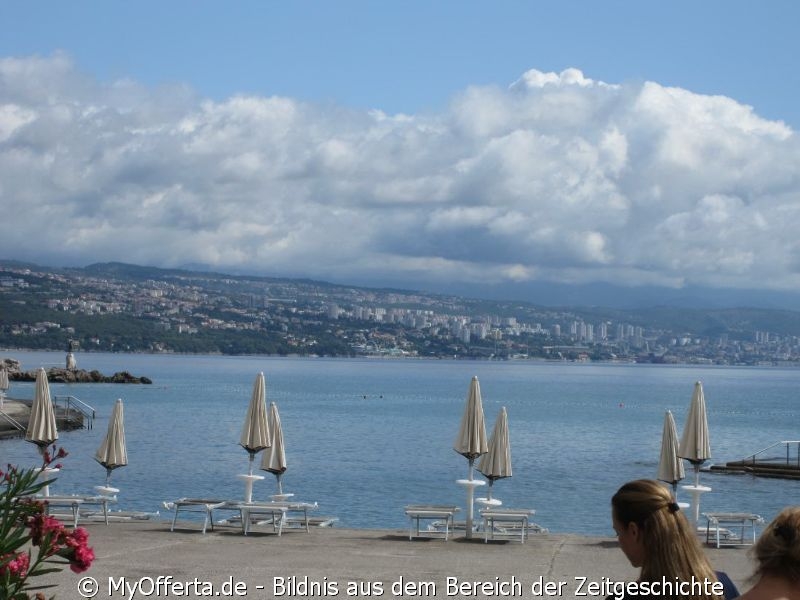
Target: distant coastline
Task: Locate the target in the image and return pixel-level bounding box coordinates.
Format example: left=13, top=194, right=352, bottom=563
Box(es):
left=3, top=261, right=800, bottom=366
left=3, top=346, right=798, bottom=370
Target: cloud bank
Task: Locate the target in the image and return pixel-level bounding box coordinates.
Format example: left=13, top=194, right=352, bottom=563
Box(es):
left=1, top=55, right=798, bottom=295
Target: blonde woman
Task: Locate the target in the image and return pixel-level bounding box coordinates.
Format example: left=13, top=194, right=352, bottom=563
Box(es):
left=739, top=506, right=800, bottom=600
left=610, top=479, right=738, bottom=600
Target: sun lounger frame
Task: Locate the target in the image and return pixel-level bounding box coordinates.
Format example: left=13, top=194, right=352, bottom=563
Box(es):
left=274, top=501, right=319, bottom=532
left=702, top=512, right=764, bottom=548
left=168, top=499, right=228, bottom=534
left=168, top=499, right=320, bottom=536
left=33, top=494, right=117, bottom=527
left=235, top=504, right=288, bottom=535
left=404, top=505, right=460, bottom=541
left=303, top=516, right=339, bottom=527
left=480, top=508, right=536, bottom=543
left=230, top=501, right=319, bottom=535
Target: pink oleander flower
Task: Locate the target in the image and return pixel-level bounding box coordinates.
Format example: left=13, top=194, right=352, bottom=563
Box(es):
left=56, top=527, right=95, bottom=573
left=0, top=551, right=31, bottom=579
left=1, top=449, right=94, bottom=598
left=41, top=445, right=68, bottom=469
left=69, top=527, right=89, bottom=545
left=2, top=465, right=15, bottom=483
left=28, top=513, right=67, bottom=548
left=67, top=543, right=95, bottom=574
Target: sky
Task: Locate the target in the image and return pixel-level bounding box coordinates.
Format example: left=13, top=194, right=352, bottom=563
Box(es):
left=2, top=1, right=800, bottom=307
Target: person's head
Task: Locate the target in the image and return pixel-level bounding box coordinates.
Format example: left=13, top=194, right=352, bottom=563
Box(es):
left=751, top=506, right=800, bottom=584
left=611, top=479, right=717, bottom=588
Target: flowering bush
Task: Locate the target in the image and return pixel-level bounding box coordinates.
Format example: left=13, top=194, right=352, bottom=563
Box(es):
left=0, top=447, right=95, bottom=600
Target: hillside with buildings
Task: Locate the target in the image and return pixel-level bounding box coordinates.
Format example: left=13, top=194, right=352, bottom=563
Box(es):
left=1, top=261, right=800, bottom=365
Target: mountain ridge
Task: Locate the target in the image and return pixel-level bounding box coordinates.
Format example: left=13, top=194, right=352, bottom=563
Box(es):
left=76, top=261, right=800, bottom=315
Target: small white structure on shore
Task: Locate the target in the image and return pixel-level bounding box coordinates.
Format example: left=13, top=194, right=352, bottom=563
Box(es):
left=66, top=352, right=77, bottom=370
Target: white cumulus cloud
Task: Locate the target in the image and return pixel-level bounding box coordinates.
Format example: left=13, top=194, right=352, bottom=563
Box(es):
left=1, top=54, right=799, bottom=295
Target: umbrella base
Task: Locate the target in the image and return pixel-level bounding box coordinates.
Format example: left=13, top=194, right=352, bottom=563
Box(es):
left=237, top=474, right=265, bottom=504
left=455, top=479, right=486, bottom=487
left=476, top=497, right=502, bottom=507
left=682, top=484, right=712, bottom=525
left=34, top=467, right=59, bottom=497
left=456, top=479, right=485, bottom=539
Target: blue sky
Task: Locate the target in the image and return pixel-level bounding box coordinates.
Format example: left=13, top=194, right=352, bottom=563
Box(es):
left=2, top=2, right=800, bottom=306
left=4, top=1, right=798, bottom=124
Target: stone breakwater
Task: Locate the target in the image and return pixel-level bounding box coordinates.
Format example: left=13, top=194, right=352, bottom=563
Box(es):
left=1, top=358, right=152, bottom=384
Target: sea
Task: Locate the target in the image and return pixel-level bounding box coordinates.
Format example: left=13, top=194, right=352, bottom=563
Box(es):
left=1, top=350, right=798, bottom=536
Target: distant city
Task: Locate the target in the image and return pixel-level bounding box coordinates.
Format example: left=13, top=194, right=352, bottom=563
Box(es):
left=1, top=261, right=800, bottom=366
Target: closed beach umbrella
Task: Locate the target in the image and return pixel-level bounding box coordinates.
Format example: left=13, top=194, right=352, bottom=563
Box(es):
left=240, top=372, right=271, bottom=475
left=477, top=406, right=512, bottom=501
left=657, top=410, right=684, bottom=497
left=454, top=375, right=489, bottom=475
left=678, top=381, right=711, bottom=483
left=454, top=375, right=488, bottom=539
left=95, top=398, right=128, bottom=486
left=678, top=381, right=712, bottom=525
left=26, top=367, right=58, bottom=453
left=260, top=402, right=287, bottom=496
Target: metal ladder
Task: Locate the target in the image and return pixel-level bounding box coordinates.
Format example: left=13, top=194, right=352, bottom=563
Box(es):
left=53, top=395, right=96, bottom=430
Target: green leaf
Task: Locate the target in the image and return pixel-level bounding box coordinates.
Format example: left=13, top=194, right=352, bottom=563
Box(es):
left=22, top=582, right=58, bottom=590
left=1, top=530, right=30, bottom=552
left=30, top=567, right=63, bottom=575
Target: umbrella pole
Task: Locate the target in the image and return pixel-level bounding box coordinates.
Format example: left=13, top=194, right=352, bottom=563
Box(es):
left=238, top=451, right=265, bottom=504
left=692, top=463, right=701, bottom=524
left=684, top=462, right=711, bottom=527
left=466, top=457, right=475, bottom=539
left=37, top=446, right=53, bottom=497
left=276, top=473, right=283, bottom=496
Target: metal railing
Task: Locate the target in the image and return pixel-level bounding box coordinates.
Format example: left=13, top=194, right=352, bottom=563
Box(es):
left=739, top=440, right=800, bottom=468
left=53, top=395, right=96, bottom=430
left=0, top=409, right=25, bottom=433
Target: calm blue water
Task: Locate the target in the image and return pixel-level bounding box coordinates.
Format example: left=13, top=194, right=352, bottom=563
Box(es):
left=1, top=351, right=798, bottom=535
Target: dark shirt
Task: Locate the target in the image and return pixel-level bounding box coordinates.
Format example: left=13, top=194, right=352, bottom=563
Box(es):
left=716, top=571, right=740, bottom=599
left=604, top=570, right=739, bottom=600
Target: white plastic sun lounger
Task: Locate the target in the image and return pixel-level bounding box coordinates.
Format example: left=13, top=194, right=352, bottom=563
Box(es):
left=219, top=509, right=338, bottom=532
left=231, top=501, right=319, bottom=535
left=404, top=505, right=460, bottom=541
left=164, top=498, right=228, bottom=534
left=480, top=508, right=537, bottom=543
left=234, top=503, right=288, bottom=535
left=702, top=512, right=764, bottom=548
left=34, top=494, right=118, bottom=527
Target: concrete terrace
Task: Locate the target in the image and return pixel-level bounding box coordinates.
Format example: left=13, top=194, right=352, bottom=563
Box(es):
left=32, top=520, right=755, bottom=600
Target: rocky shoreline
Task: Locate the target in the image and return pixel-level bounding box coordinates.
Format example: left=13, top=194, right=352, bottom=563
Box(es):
left=1, top=358, right=152, bottom=384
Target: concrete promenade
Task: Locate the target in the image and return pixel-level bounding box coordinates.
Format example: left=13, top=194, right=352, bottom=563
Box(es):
left=36, top=520, right=754, bottom=599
